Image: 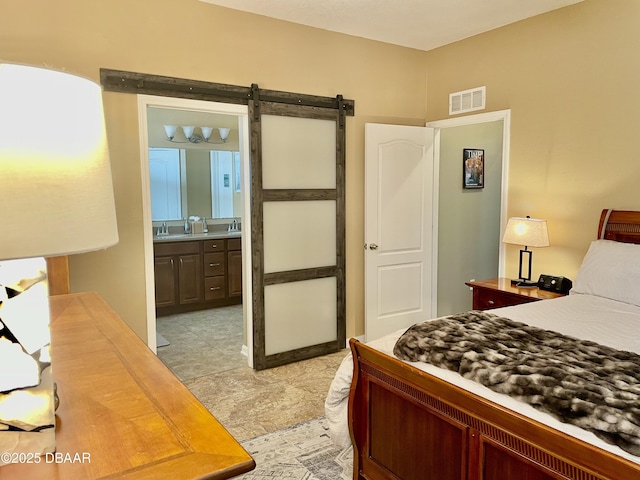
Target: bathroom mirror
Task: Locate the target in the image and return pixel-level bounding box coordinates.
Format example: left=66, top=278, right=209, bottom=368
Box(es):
left=149, top=147, right=241, bottom=221
left=147, top=106, right=242, bottom=221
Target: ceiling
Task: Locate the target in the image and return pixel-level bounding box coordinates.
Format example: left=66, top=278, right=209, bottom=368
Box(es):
left=199, top=0, right=582, bottom=51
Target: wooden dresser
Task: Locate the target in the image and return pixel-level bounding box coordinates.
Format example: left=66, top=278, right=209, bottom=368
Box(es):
left=2, top=292, right=254, bottom=479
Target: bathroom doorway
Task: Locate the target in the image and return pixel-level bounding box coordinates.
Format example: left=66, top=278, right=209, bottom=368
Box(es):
left=137, top=95, right=253, bottom=367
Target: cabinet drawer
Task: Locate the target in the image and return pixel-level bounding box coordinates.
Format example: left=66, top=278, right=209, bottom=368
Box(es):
left=203, top=239, right=225, bottom=252
left=204, top=253, right=225, bottom=277
left=154, top=241, right=200, bottom=256
left=204, top=276, right=225, bottom=300
left=473, top=288, right=538, bottom=310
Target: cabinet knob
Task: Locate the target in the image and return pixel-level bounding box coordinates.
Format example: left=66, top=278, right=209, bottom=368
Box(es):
left=209, top=286, right=221, bottom=291
left=487, top=300, right=495, bottom=305
left=209, top=263, right=221, bottom=267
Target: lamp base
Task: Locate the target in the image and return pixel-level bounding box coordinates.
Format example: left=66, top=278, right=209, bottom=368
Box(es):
left=0, top=257, right=55, bottom=466
left=510, top=278, right=538, bottom=288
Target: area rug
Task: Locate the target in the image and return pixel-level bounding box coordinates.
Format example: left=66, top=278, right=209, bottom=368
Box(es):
left=237, top=417, right=352, bottom=479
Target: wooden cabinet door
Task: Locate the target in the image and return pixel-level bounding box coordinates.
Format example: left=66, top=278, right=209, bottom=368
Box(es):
left=178, top=254, right=203, bottom=304
left=228, top=249, right=242, bottom=298
left=154, top=256, right=176, bottom=307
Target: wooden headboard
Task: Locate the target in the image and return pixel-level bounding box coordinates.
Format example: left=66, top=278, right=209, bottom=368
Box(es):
left=598, top=209, right=640, bottom=243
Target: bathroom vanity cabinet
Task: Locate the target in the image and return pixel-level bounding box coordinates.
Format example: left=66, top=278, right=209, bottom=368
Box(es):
left=154, top=236, right=242, bottom=315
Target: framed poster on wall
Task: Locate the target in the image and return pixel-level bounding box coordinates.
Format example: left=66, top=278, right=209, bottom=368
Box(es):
left=463, top=148, right=484, bottom=189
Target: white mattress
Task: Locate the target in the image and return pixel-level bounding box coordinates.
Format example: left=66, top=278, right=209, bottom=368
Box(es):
left=325, top=293, right=640, bottom=464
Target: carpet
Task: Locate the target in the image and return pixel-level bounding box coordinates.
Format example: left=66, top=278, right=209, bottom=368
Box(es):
left=237, top=417, right=353, bottom=479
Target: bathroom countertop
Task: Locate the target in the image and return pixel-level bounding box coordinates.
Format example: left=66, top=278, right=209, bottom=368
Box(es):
left=153, top=231, right=241, bottom=243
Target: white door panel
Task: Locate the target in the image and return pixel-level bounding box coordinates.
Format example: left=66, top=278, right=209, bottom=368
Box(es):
left=379, top=141, right=425, bottom=252
left=263, top=200, right=336, bottom=273
left=377, top=263, right=423, bottom=316
left=264, top=277, right=337, bottom=355
left=365, top=123, right=435, bottom=341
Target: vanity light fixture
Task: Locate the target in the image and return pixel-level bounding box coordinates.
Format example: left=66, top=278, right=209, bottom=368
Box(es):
left=163, top=125, right=231, bottom=144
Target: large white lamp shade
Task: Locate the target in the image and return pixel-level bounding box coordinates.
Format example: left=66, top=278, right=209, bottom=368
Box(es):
left=0, top=63, right=118, bottom=464
left=0, top=63, right=118, bottom=259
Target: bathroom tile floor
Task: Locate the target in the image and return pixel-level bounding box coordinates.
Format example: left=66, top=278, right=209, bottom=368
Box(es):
left=156, top=305, right=348, bottom=441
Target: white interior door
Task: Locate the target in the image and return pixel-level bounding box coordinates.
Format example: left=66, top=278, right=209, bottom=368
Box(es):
left=365, top=123, right=436, bottom=341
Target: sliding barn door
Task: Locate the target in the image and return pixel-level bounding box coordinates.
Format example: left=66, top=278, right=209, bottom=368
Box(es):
left=250, top=90, right=347, bottom=370
left=99, top=70, right=353, bottom=361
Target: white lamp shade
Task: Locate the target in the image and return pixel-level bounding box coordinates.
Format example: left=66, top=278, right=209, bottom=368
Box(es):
left=163, top=125, right=177, bottom=140
left=218, top=127, right=230, bottom=141
left=0, top=63, right=118, bottom=260
left=200, top=127, right=213, bottom=140
left=181, top=125, right=195, bottom=139
left=502, top=217, right=550, bottom=248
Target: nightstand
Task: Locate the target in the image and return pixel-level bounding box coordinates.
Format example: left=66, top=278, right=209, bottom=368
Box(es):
left=465, top=278, right=566, bottom=311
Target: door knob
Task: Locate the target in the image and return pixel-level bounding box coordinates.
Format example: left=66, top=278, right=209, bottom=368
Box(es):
left=369, top=243, right=378, bottom=250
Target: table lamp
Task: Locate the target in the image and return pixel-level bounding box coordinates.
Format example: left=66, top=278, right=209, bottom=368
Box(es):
left=502, top=216, right=549, bottom=287
left=0, top=63, right=118, bottom=462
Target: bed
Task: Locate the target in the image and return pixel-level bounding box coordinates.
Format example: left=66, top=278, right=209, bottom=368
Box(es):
left=325, top=209, right=640, bottom=480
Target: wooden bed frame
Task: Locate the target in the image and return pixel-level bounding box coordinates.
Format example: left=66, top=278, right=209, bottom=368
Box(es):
left=348, top=209, right=640, bottom=480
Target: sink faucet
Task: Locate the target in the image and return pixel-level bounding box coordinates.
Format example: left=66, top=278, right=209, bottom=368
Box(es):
left=228, top=218, right=239, bottom=232
left=157, top=222, right=169, bottom=236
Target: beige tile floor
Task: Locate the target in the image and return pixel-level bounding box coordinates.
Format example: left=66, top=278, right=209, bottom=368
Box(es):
left=156, top=305, right=348, bottom=441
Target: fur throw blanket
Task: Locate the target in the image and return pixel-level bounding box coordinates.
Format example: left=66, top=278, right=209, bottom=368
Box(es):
left=393, top=310, right=640, bottom=456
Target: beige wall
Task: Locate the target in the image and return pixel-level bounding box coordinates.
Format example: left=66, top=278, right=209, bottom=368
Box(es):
left=1, top=0, right=427, bottom=341
left=425, top=0, right=640, bottom=283
left=3, top=0, right=637, bottom=342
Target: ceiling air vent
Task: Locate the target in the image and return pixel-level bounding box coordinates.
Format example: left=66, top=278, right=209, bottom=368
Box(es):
left=449, top=86, right=486, bottom=115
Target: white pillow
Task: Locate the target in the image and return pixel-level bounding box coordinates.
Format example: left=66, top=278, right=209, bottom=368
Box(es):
left=572, top=239, right=640, bottom=306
